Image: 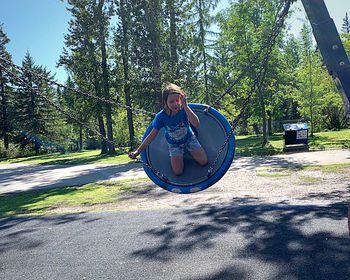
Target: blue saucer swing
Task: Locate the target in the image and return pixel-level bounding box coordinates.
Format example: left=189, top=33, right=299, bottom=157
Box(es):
left=140, top=104, right=235, bottom=194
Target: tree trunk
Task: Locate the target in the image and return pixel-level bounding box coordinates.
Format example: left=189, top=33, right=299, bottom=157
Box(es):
left=144, top=0, right=162, bottom=111
left=167, top=0, right=179, bottom=80
left=198, top=0, right=209, bottom=104
left=257, top=65, right=268, bottom=146
left=252, top=123, right=260, bottom=135
left=0, top=73, right=9, bottom=151
left=308, top=49, right=314, bottom=137
left=98, top=116, right=108, bottom=154
left=267, top=110, right=273, bottom=136
left=98, top=0, right=116, bottom=155
left=120, top=0, right=135, bottom=150
left=93, top=77, right=108, bottom=154
left=79, top=125, right=83, bottom=150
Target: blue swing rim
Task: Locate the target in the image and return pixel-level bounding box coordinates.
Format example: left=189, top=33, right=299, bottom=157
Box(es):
left=140, top=104, right=235, bottom=194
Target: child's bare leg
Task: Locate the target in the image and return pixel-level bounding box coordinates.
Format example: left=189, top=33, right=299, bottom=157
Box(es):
left=190, top=147, right=208, bottom=166
left=170, top=155, right=184, bottom=175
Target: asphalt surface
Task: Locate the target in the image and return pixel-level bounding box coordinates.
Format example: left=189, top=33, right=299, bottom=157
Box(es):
left=1, top=149, right=350, bottom=194
left=1, top=205, right=349, bottom=280
left=1, top=150, right=350, bottom=279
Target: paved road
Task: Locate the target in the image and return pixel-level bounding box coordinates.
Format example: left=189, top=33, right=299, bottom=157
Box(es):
left=1, top=149, right=349, bottom=194
left=1, top=150, right=349, bottom=279
left=1, top=204, right=349, bottom=280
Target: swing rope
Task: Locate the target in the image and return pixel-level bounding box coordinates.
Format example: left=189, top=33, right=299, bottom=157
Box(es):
left=207, top=0, right=293, bottom=176
left=0, top=56, right=156, bottom=117
left=209, top=0, right=294, bottom=110
left=0, top=61, right=168, bottom=180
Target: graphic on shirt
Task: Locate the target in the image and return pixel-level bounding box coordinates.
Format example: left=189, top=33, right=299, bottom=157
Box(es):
left=166, top=122, right=188, bottom=143
left=152, top=109, right=192, bottom=144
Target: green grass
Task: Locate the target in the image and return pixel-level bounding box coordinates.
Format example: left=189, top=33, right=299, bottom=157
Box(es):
left=235, top=134, right=285, bottom=156
left=0, top=149, right=132, bottom=165
left=235, top=129, right=350, bottom=156
left=256, top=173, right=291, bottom=177
left=297, top=176, right=322, bottom=184
left=300, top=163, right=350, bottom=172
left=0, top=179, right=149, bottom=217
left=0, top=129, right=349, bottom=164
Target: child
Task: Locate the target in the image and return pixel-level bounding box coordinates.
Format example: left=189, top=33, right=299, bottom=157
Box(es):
left=129, top=83, right=208, bottom=175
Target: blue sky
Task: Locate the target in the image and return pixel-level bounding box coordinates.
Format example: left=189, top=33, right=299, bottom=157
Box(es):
left=1, top=0, right=349, bottom=84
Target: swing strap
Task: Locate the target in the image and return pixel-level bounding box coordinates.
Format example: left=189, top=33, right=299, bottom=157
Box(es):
left=209, top=0, right=294, bottom=109
left=0, top=56, right=156, bottom=117
left=207, top=0, right=293, bottom=176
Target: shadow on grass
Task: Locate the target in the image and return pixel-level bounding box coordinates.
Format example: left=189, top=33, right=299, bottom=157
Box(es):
left=235, top=136, right=283, bottom=157
left=309, top=134, right=350, bottom=149
left=0, top=186, right=93, bottom=217
left=131, top=202, right=350, bottom=279
left=0, top=150, right=128, bottom=165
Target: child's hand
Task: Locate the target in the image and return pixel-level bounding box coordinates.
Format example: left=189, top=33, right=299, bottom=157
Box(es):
left=180, top=91, right=188, bottom=107
left=129, top=151, right=139, bottom=159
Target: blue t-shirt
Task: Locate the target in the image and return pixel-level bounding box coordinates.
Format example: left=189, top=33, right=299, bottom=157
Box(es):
left=152, top=109, right=193, bottom=144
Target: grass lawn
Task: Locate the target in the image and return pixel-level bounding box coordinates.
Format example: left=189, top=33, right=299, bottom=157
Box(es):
left=0, top=149, right=132, bottom=165
left=0, top=179, right=149, bottom=217
left=0, top=129, right=349, bottom=163
left=234, top=129, right=350, bottom=156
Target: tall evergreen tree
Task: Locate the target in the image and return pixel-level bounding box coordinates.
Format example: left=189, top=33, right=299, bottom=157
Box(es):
left=114, top=0, right=135, bottom=149
left=60, top=0, right=115, bottom=154
left=191, top=0, right=218, bottom=104
left=341, top=12, right=350, bottom=33
left=13, top=53, right=57, bottom=154
left=0, top=25, right=13, bottom=155
left=96, top=0, right=116, bottom=154
left=142, top=0, right=163, bottom=111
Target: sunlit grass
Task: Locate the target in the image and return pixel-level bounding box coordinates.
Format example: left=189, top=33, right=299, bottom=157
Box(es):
left=235, top=129, right=350, bottom=156
left=301, top=163, right=350, bottom=172
left=0, top=179, right=150, bottom=217
left=256, top=173, right=291, bottom=177
left=297, top=176, right=322, bottom=184
left=0, top=149, right=132, bottom=165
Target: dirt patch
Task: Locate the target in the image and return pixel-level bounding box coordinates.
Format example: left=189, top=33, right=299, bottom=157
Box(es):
left=52, top=166, right=350, bottom=213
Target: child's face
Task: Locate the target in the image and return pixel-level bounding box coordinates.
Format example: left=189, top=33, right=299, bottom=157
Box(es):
left=166, top=94, right=181, bottom=112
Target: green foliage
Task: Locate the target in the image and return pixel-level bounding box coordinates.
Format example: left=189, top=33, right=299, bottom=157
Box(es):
left=9, top=53, right=63, bottom=154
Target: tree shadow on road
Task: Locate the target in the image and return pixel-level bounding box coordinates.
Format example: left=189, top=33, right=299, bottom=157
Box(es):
left=131, top=202, right=350, bottom=279
left=0, top=212, right=100, bottom=257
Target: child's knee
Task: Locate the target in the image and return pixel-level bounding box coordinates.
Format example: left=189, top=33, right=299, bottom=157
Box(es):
left=198, top=157, right=208, bottom=166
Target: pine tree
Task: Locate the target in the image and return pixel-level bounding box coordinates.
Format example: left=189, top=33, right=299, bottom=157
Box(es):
left=13, top=53, right=58, bottom=154
left=0, top=25, right=13, bottom=155
left=341, top=12, right=350, bottom=33
left=60, top=0, right=115, bottom=154
left=191, top=0, right=219, bottom=104
left=115, top=0, right=135, bottom=149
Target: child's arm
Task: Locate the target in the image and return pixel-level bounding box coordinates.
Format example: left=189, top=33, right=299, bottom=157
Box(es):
left=180, top=92, right=200, bottom=127
left=129, top=128, right=159, bottom=159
